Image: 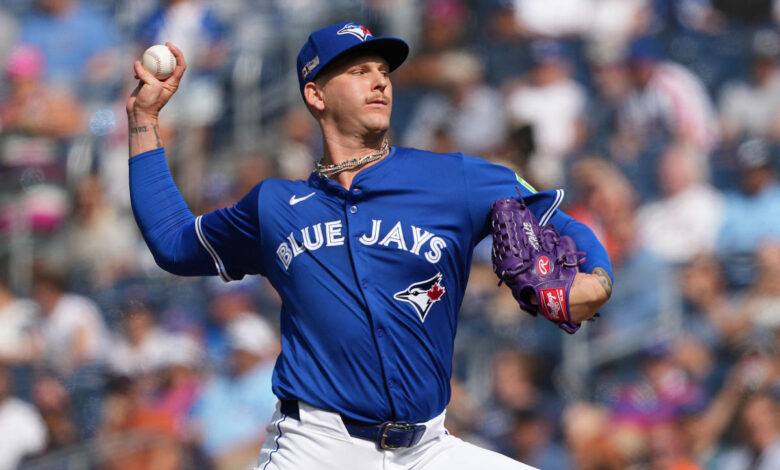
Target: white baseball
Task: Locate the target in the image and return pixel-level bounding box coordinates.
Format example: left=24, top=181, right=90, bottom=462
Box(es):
left=142, top=45, right=177, bottom=80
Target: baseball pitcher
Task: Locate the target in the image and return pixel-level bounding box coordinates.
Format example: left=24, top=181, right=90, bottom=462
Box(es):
left=126, top=22, right=613, bottom=470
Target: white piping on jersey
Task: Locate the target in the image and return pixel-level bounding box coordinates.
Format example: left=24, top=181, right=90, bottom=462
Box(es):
left=539, top=189, right=564, bottom=227
left=195, top=215, right=234, bottom=282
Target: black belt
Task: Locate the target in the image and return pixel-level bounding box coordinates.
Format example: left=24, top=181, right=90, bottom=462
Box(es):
left=280, top=400, right=426, bottom=450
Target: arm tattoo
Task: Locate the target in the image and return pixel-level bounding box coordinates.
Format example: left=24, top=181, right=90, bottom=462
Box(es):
left=129, top=124, right=162, bottom=149
left=152, top=124, right=162, bottom=148
left=592, top=267, right=613, bottom=299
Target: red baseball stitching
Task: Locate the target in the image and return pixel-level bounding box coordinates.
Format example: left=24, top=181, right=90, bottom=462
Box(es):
left=147, top=49, right=174, bottom=78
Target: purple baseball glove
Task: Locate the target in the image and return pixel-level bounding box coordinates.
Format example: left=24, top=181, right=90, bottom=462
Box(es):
left=490, top=192, right=585, bottom=334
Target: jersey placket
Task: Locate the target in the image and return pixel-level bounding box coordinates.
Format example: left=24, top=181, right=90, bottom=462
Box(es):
left=342, top=180, right=404, bottom=418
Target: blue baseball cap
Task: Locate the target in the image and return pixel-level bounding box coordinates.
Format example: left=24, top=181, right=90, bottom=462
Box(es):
left=627, top=37, right=663, bottom=62
left=296, top=22, right=409, bottom=96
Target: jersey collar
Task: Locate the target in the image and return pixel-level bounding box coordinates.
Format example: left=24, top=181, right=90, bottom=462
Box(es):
left=307, top=146, right=398, bottom=197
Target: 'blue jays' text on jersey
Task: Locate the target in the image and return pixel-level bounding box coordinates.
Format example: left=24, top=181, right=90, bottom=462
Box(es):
left=195, top=146, right=597, bottom=423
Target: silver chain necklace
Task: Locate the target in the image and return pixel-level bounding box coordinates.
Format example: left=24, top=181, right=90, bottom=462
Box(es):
left=314, top=139, right=389, bottom=177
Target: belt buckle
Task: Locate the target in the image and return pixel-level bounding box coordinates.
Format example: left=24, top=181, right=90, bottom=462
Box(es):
left=379, top=422, right=416, bottom=450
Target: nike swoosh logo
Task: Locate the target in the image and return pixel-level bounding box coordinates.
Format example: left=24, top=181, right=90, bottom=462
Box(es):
left=289, top=192, right=316, bottom=205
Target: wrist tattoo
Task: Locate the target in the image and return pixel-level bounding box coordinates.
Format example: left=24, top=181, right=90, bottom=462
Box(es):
left=129, top=124, right=162, bottom=149
left=593, top=267, right=613, bottom=299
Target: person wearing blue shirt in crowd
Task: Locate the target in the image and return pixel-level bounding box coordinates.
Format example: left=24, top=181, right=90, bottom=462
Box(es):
left=189, top=314, right=279, bottom=466
left=20, top=0, right=120, bottom=92
left=717, top=139, right=780, bottom=258
left=125, top=22, right=612, bottom=470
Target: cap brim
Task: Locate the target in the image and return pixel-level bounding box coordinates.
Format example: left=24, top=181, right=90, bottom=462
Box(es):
left=318, top=37, right=409, bottom=79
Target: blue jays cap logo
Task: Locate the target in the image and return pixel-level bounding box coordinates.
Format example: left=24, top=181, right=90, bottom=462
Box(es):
left=297, top=21, right=409, bottom=96
left=394, top=273, right=446, bottom=322
left=337, top=23, right=372, bottom=42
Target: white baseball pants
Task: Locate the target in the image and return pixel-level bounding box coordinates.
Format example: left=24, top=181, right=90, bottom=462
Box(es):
left=255, top=401, right=537, bottom=470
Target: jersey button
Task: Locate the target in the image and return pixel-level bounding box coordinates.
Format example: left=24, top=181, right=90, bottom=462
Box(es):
left=361, top=280, right=368, bottom=288
left=388, top=378, right=397, bottom=388
left=349, top=205, right=357, bottom=214
left=377, top=328, right=385, bottom=337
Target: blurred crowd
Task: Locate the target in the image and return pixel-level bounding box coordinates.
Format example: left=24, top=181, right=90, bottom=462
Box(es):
left=1, top=0, right=780, bottom=469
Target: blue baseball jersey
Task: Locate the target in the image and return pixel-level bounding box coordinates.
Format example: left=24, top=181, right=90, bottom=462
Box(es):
left=190, top=146, right=609, bottom=424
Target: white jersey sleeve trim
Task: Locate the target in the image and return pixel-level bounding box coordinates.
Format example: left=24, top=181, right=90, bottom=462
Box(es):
left=195, top=215, right=234, bottom=282
left=539, top=189, right=564, bottom=227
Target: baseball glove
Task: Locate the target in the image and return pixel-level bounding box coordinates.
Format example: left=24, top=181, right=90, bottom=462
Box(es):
left=490, top=190, right=585, bottom=334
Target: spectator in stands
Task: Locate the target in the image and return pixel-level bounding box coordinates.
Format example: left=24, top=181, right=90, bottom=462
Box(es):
left=403, top=50, right=506, bottom=156
left=593, top=222, right=670, bottom=336
left=729, top=239, right=780, bottom=342
left=99, top=376, right=183, bottom=470
left=0, top=43, right=84, bottom=138
left=679, top=254, right=740, bottom=350
left=587, top=0, right=652, bottom=48
left=32, top=264, right=108, bottom=377
left=478, top=2, right=532, bottom=87
left=505, top=41, right=587, bottom=188
left=511, top=0, right=593, bottom=38
left=561, top=402, right=616, bottom=470
left=567, top=157, right=637, bottom=262
left=637, top=141, right=724, bottom=265
left=567, top=157, right=669, bottom=337
left=719, top=30, right=780, bottom=144
left=716, top=392, right=780, bottom=470
left=391, top=0, right=469, bottom=89
left=617, top=38, right=720, bottom=157
left=18, top=0, right=121, bottom=93
left=151, top=334, right=203, bottom=443
left=0, top=272, right=41, bottom=365
left=109, top=301, right=174, bottom=378
left=189, top=314, right=279, bottom=470
left=30, top=374, right=79, bottom=452
left=610, top=344, right=706, bottom=429
left=586, top=43, right=634, bottom=156
left=646, top=420, right=703, bottom=470
left=716, top=139, right=780, bottom=258
left=677, top=351, right=768, bottom=467
left=0, top=365, right=47, bottom=470
left=32, top=263, right=109, bottom=436
left=508, top=407, right=572, bottom=470
left=478, top=348, right=550, bottom=452
left=276, top=107, right=318, bottom=181
left=202, top=282, right=266, bottom=371
left=47, top=174, right=140, bottom=290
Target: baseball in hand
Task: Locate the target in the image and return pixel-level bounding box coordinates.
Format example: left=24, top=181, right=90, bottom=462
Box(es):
left=142, top=45, right=177, bottom=80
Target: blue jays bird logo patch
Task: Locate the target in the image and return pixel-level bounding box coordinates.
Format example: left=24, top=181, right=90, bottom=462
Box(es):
left=393, top=273, right=446, bottom=322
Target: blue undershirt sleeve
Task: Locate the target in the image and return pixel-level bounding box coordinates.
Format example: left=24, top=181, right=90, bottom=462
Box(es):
left=129, top=148, right=215, bottom=277
left=129, top=148, right=265, bottom=281
left=547, top=211, right=614, bottom=282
